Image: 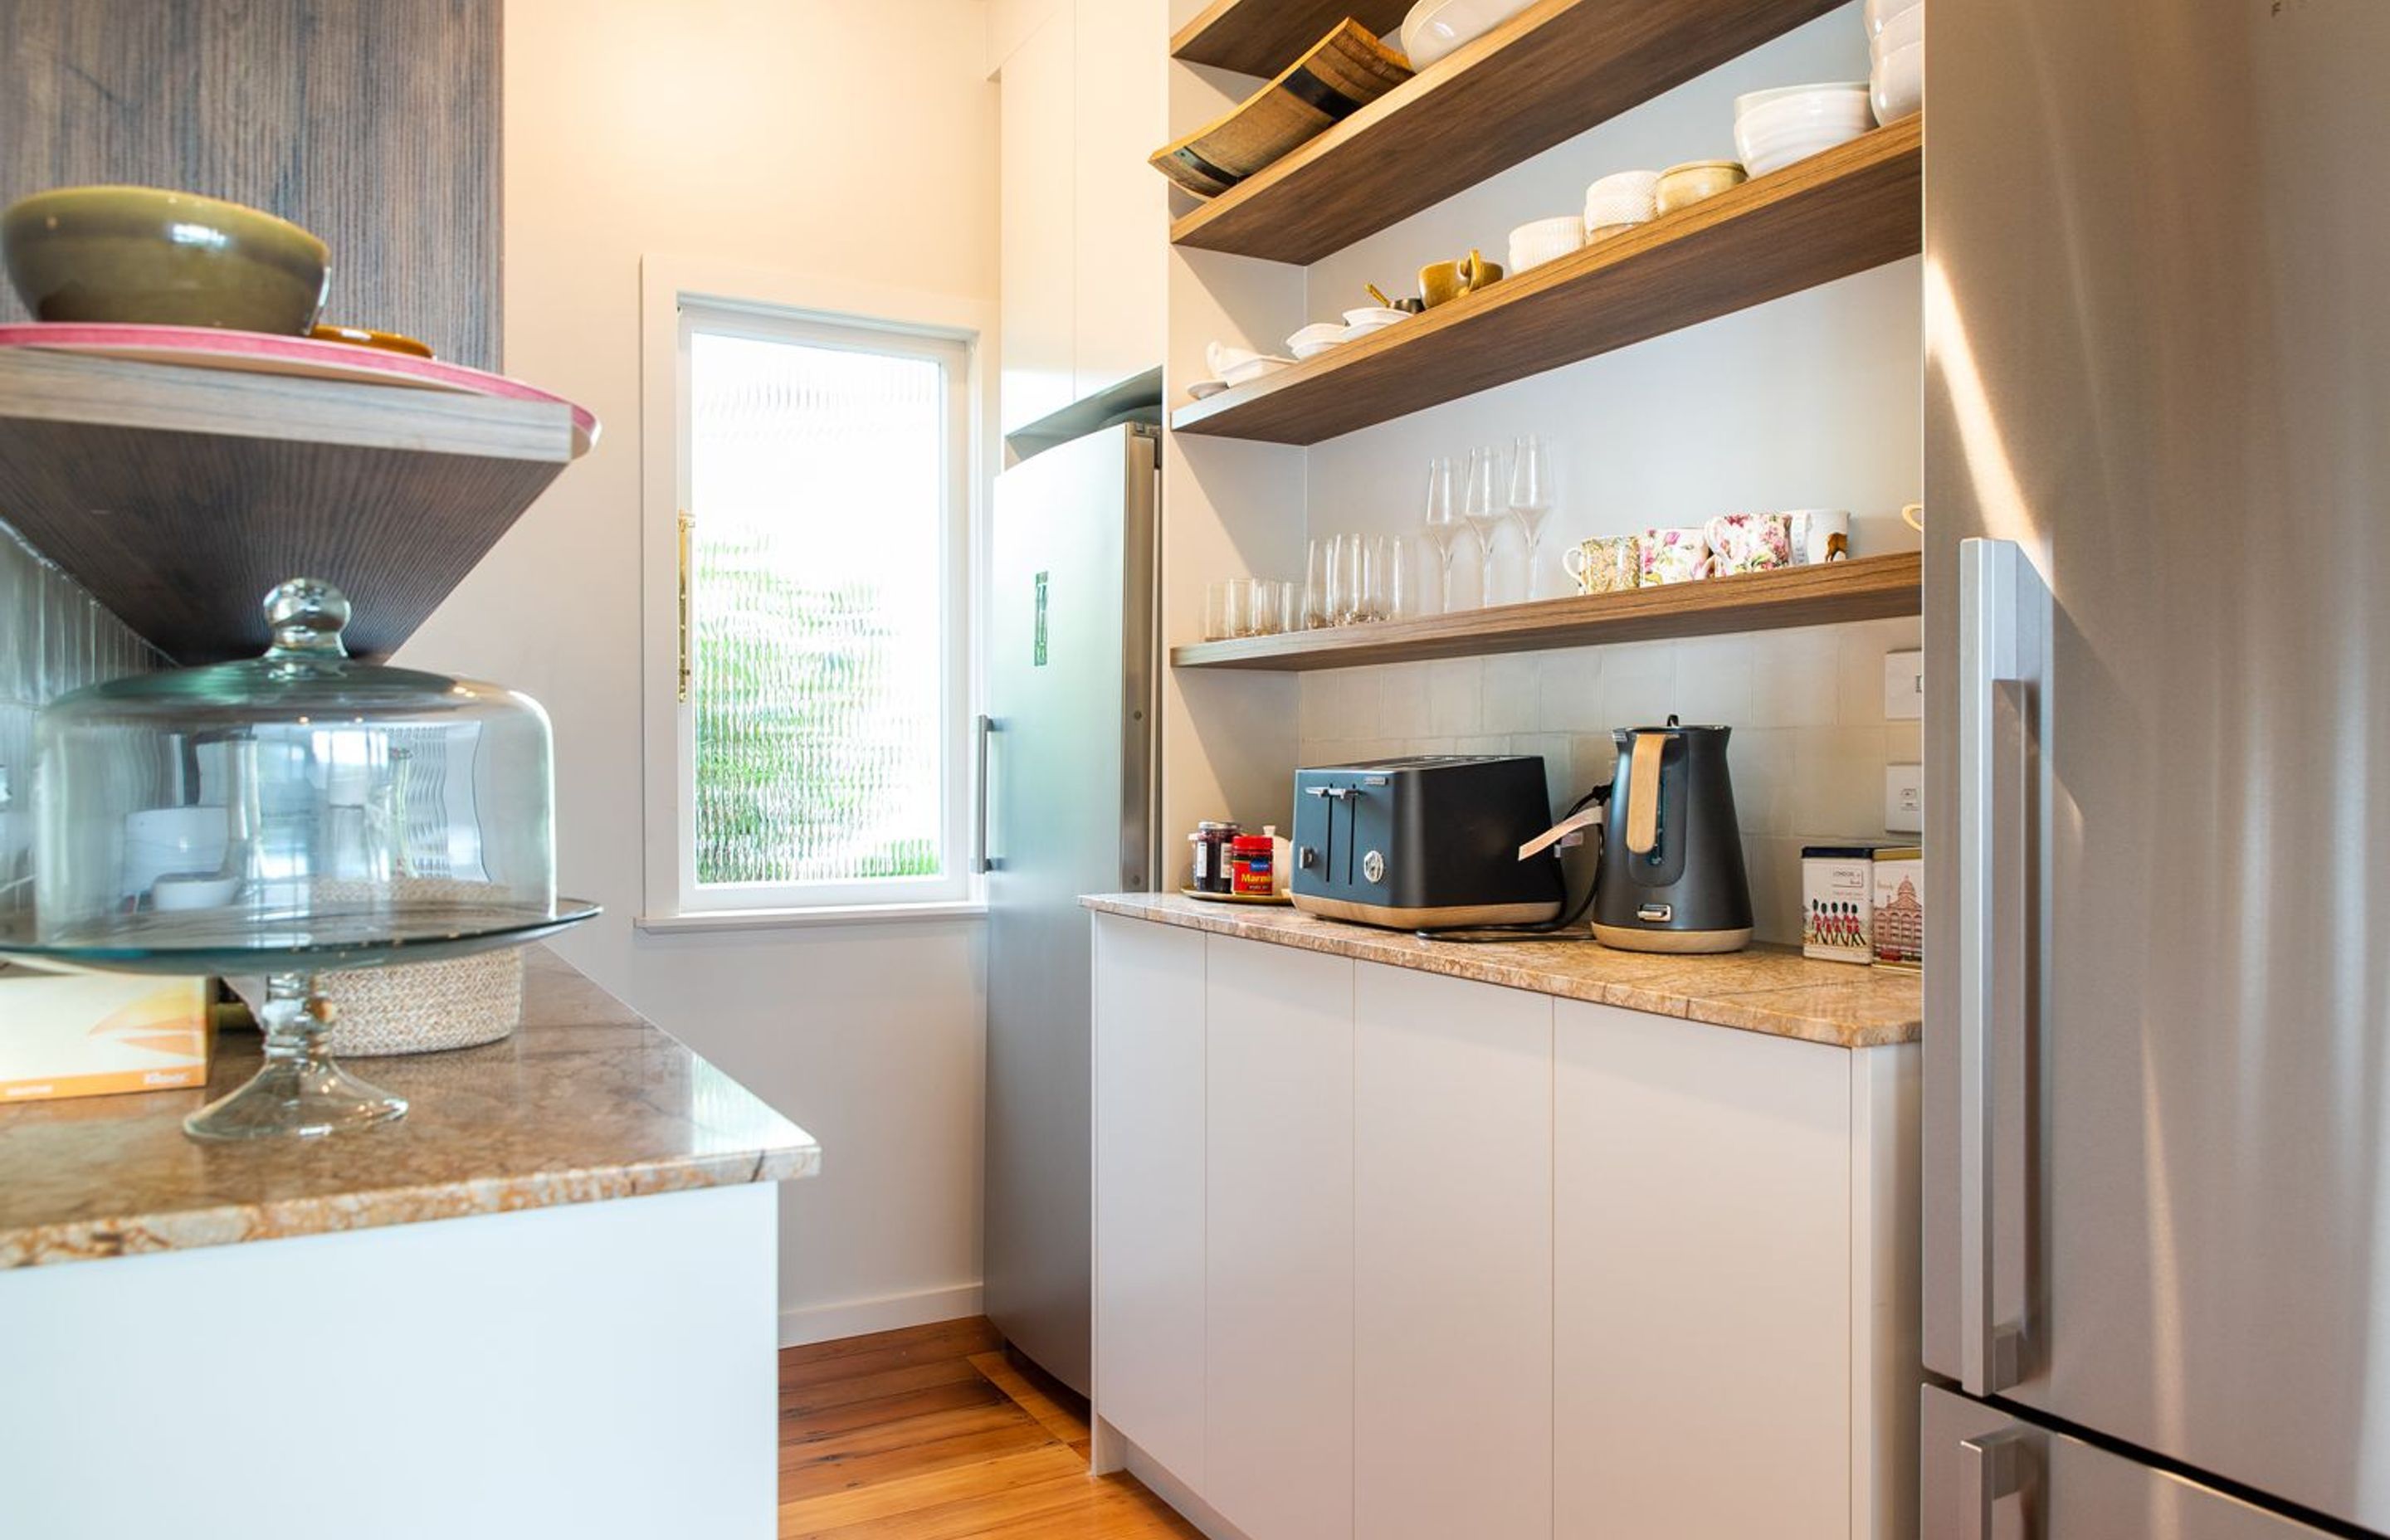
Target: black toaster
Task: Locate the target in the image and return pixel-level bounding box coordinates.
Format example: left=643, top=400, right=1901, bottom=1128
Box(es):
left=1290, top=755, right=1563, bottom=929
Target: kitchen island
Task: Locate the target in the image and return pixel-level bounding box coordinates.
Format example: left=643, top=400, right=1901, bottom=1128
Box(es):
left=0, top=948, right=817, bottom=1540
left=1085, top=894, right=1920, bottom=1540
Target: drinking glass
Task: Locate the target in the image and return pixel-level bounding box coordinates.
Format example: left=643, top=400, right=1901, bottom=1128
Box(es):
left=1225, top=578, right=1256, bottom=638
left=1278, top=580, right=1302, bottom=634
left=1461, top=446, right=1505, bottom=607
left=1363, top=537, right=1391, bottom=622
left=1507, top=434, right=1554, bottom=599
left=1204, top=579, right=1232, bottom=641
left=1331, top=534, right=1365, bottom=626
left=1381, top=536, right=1413, bottom=619
left=1422, top=458, right=1460, bottom=613
left=1305, top=539, right=1331, bottom=629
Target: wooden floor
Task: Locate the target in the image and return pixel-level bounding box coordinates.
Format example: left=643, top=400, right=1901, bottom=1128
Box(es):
left=779, top=1317, right=1202, bottom=1538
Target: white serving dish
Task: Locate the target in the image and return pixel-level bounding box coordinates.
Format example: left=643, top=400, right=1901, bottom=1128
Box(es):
left=1219, top=353, right=1294, bottom=387
left=1507, top=214, right=1585, bottom=273
left=1733, top=81, right=1869, bottom=119
left=1290, top=338, right=1345, bottom=362
left=1336, top=319, right=1401, bottom=344
left=1870, top=2, right=1922, bottom=58
left=1287, top=321, right=1347, bottom=353
left=1342, top=306, right=1411, bottom=328
left=1864, top=0, right=1923, bottom=37
left=1188, top=378, right=1229, bottom=400
left=1399, top=0, right=1535, bottom=71
left=1871, top=41, right=1922, bottom=124
left=1735, top=90, right=1875, bottom=176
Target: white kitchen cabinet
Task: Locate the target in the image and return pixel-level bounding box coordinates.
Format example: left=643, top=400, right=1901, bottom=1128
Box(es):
left=1204, top=933, right=1354, bottom=1540
left=1554, top=997, right=1900, bottom=1539
left=997, top=10, right=1076, bottom=434
left=1353, top=962, right=1554, bottom=1540
left=1090, top=913, right=1207, bottom=1487
left=1069, top=0, right=1168, bottom=402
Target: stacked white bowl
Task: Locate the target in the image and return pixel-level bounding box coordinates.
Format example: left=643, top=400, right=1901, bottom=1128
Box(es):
left=1583, top=169, right=1660, bottom=239
left=1508, top=214, right=1585, bottom=272
left=1868, top=0, right=1923, bottom=124
left=1732, top=82, right=1873, bottom=177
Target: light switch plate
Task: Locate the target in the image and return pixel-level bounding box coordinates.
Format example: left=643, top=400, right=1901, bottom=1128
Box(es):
left=1885, top=763, right=1924, bottom=834
left=1884, top=650, right=1924, bottom=720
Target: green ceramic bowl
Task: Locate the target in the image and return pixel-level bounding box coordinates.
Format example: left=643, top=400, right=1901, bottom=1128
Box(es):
left=1, top=185, right=329, bottom=334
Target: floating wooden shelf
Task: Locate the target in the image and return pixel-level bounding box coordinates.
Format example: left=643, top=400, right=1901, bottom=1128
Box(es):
left=1171, top=553, right=1922, bottom=670
left=1171, top=0, right=1414, bottom=78
left=1170, top=0, right=1844, bottom=264
left=1173, top=118, right=1920, bottom=446
left=0, top=348, right=588, bottom=663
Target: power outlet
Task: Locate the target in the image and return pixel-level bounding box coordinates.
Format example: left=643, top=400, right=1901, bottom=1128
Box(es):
left=1884, top=650, right=1924, bottom=720
left=1885, top=763, right=1924, bottom=834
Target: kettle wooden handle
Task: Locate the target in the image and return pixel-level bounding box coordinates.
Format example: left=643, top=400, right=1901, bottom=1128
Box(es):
left=1625, top=732, right=1665, bottom=855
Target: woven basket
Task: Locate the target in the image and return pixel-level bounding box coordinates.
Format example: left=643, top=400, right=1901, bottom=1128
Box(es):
left=306, top=876, right=526, bottom=1055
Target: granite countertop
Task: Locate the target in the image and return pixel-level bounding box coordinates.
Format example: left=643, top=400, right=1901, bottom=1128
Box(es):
left=0, top=948, right=819, bottom=1270
left=1084, top=893, right=1921, bottom=1050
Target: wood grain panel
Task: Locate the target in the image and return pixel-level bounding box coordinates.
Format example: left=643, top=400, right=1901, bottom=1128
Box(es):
left=1170, top=0, right=1845, bottom=263
left=1171, top=553, right=1923, bottom=671
left=1172, top=117, right=1922, bottom=445
left=0, top=352, right=576, bottom=663
left=1171, top=0, right=1414, bottom=78
left=0, top=0, right=501, bottom=369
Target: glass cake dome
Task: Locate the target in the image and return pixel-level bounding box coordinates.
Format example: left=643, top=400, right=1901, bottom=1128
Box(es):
left=8, top=578, right=596, bottom=1139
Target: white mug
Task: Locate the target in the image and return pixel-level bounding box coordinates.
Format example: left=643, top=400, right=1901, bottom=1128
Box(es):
left=1785, top=509, right=1851, bottom=564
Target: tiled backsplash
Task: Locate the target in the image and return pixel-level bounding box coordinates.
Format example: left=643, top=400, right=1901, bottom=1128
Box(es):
left=0, top=524, right=161, bottom=915
left=1296, top=615, right=1924, bottom=945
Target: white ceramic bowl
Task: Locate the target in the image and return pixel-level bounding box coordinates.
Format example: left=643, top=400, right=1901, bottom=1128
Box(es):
left=1733, top=81, right=1870, bottom=120
left=1507, top=214, right=1585, bottom=272
left=1864, top=0, right=1923, bottom=37
left=1734, top=90, right=1875, bottom=175
left=1342, top=306, right=1411, bottom=328
left=1288, top=321, right=1346, bottom=352
left=1336, top=319, right=1400, bottom=344
left=1584, top=168, right=1661, bottom=221
left=1290, top=338, right=1344, bottom=362
left=1871, top=41, right=1922, bottom=124
left=1870, top=2, right=1922, bottom=58
left=1187, top=378, right=1229, bottom=400
left=1399, top=0, right=1535, bottom=70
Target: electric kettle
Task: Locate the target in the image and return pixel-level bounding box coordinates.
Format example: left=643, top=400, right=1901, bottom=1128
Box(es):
left=1593, top=718, right=1753, bottom=953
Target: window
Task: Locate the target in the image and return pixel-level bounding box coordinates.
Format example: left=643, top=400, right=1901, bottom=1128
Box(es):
left=646, top=280, right=979, bottom=922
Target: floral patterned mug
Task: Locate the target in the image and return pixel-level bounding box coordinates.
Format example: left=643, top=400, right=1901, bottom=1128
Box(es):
left=1641, top=526, right=1712, bottom=584
left=1703, top=513, right=1793, bottom=575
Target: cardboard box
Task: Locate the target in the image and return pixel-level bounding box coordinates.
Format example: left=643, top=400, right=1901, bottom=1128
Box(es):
left=1872, top=847, right=1924, bottom=971
left=0, top=962, right=212, bottom=1103
left=1802, top=844, right=1890, bottom=963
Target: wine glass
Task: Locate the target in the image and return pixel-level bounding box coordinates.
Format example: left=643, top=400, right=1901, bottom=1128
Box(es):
left=1421, top=457, right=1459, bottom=612
left=1507, top=435, right=1553, bottom=599
left=1461, top=446, right=1505, bottom=607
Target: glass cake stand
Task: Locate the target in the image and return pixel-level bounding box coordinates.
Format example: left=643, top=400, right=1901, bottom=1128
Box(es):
left=0, top=899, right=599, bottom=1142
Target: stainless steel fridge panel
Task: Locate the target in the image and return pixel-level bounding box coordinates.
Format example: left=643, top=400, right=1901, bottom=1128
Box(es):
left=1924, top=0, right=2390, bottom=1528
left=983, top=425, right=1158, bottom=1396
left=1922, top=1388, right=2348, bottom=1540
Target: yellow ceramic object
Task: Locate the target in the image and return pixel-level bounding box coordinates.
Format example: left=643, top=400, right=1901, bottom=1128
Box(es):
left=310, top=324, right=433, bottom=358
left=1419, top=249, right=1503, bottom=308
left=1654, top=160, right=1749, bottom=216
left=2, top=185, right=329, bottom=334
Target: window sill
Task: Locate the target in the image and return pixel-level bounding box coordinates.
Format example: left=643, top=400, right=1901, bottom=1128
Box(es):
left=635, top=901, right=988, bottom=934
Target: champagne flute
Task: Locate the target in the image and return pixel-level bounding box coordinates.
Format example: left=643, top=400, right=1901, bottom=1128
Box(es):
left=1507, top=434, right=1553, bottom=599
left=1461, top=446, right=1505, bottom=607
left=1421, top=457, right=1459, bottom=613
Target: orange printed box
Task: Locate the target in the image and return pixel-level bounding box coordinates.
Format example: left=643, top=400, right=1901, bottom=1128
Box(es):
left=0, top=962, right=213, bottom=1102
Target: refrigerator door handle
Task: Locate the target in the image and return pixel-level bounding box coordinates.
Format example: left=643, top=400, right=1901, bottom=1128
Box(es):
left=1958, top=537, right=2038, bottom=1395
left=1959, top=1425, right=2036, bottom=1539
left=975, top=714, right=1002, bottom=875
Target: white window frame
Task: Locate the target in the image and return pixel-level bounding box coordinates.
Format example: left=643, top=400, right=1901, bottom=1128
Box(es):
left=637, top=256, right=992, bottom=931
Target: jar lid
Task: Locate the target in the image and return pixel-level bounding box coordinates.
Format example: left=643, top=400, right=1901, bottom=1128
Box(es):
left=1232, top=835, right=1273, bottom=852
left=1196, top=821, right=1239, bottom=832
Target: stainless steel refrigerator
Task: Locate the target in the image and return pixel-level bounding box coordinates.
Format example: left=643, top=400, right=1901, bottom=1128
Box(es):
left=981, top=422, right=1159, bottom=1395
left=1922, top=2, right=2390, bottom=1535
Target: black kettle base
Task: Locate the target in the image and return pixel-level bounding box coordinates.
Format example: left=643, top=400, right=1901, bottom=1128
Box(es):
left=1592, top=923, right=1754, bottom=955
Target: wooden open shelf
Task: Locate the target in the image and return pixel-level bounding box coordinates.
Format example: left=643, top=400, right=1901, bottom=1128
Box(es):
left=0, top=348, right=588, bottom=663
left=1172, top=553, right=1922, bottom=671
left=1170, top=0, right=1843, bottom=264
left=1172, top=0, right=1414, bottom=78
left=1173, top=118, right=1920, bottom=446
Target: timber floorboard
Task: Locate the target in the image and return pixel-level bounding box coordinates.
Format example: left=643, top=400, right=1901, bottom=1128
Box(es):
left=779, top=1319, right=1201, bottom=1539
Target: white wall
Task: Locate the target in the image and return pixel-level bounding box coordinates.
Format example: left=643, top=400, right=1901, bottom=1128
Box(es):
left=1168, top=5, right=1925, bottom=939
left=400, top=0, right=1000, bottom=1343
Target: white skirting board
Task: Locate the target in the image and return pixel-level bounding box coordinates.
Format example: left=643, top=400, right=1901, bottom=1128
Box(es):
left=0, top=1184, right=779, bottom=1540
left=778, top=1280, right=985, bottom=1348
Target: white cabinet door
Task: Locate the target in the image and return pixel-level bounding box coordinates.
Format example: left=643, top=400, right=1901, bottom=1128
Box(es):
left=1554, top=1000, right=1854, bottom=1539
left=1353, top=963, right=1553, bottom=1540
left=1091, top=913, right=1207, bottom=1484
left=996, top=11, right=1076, bottom=434
left=1205, top=934, right=1354, bottom=1540
left=1070, top=0, right=1166, bottom=400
